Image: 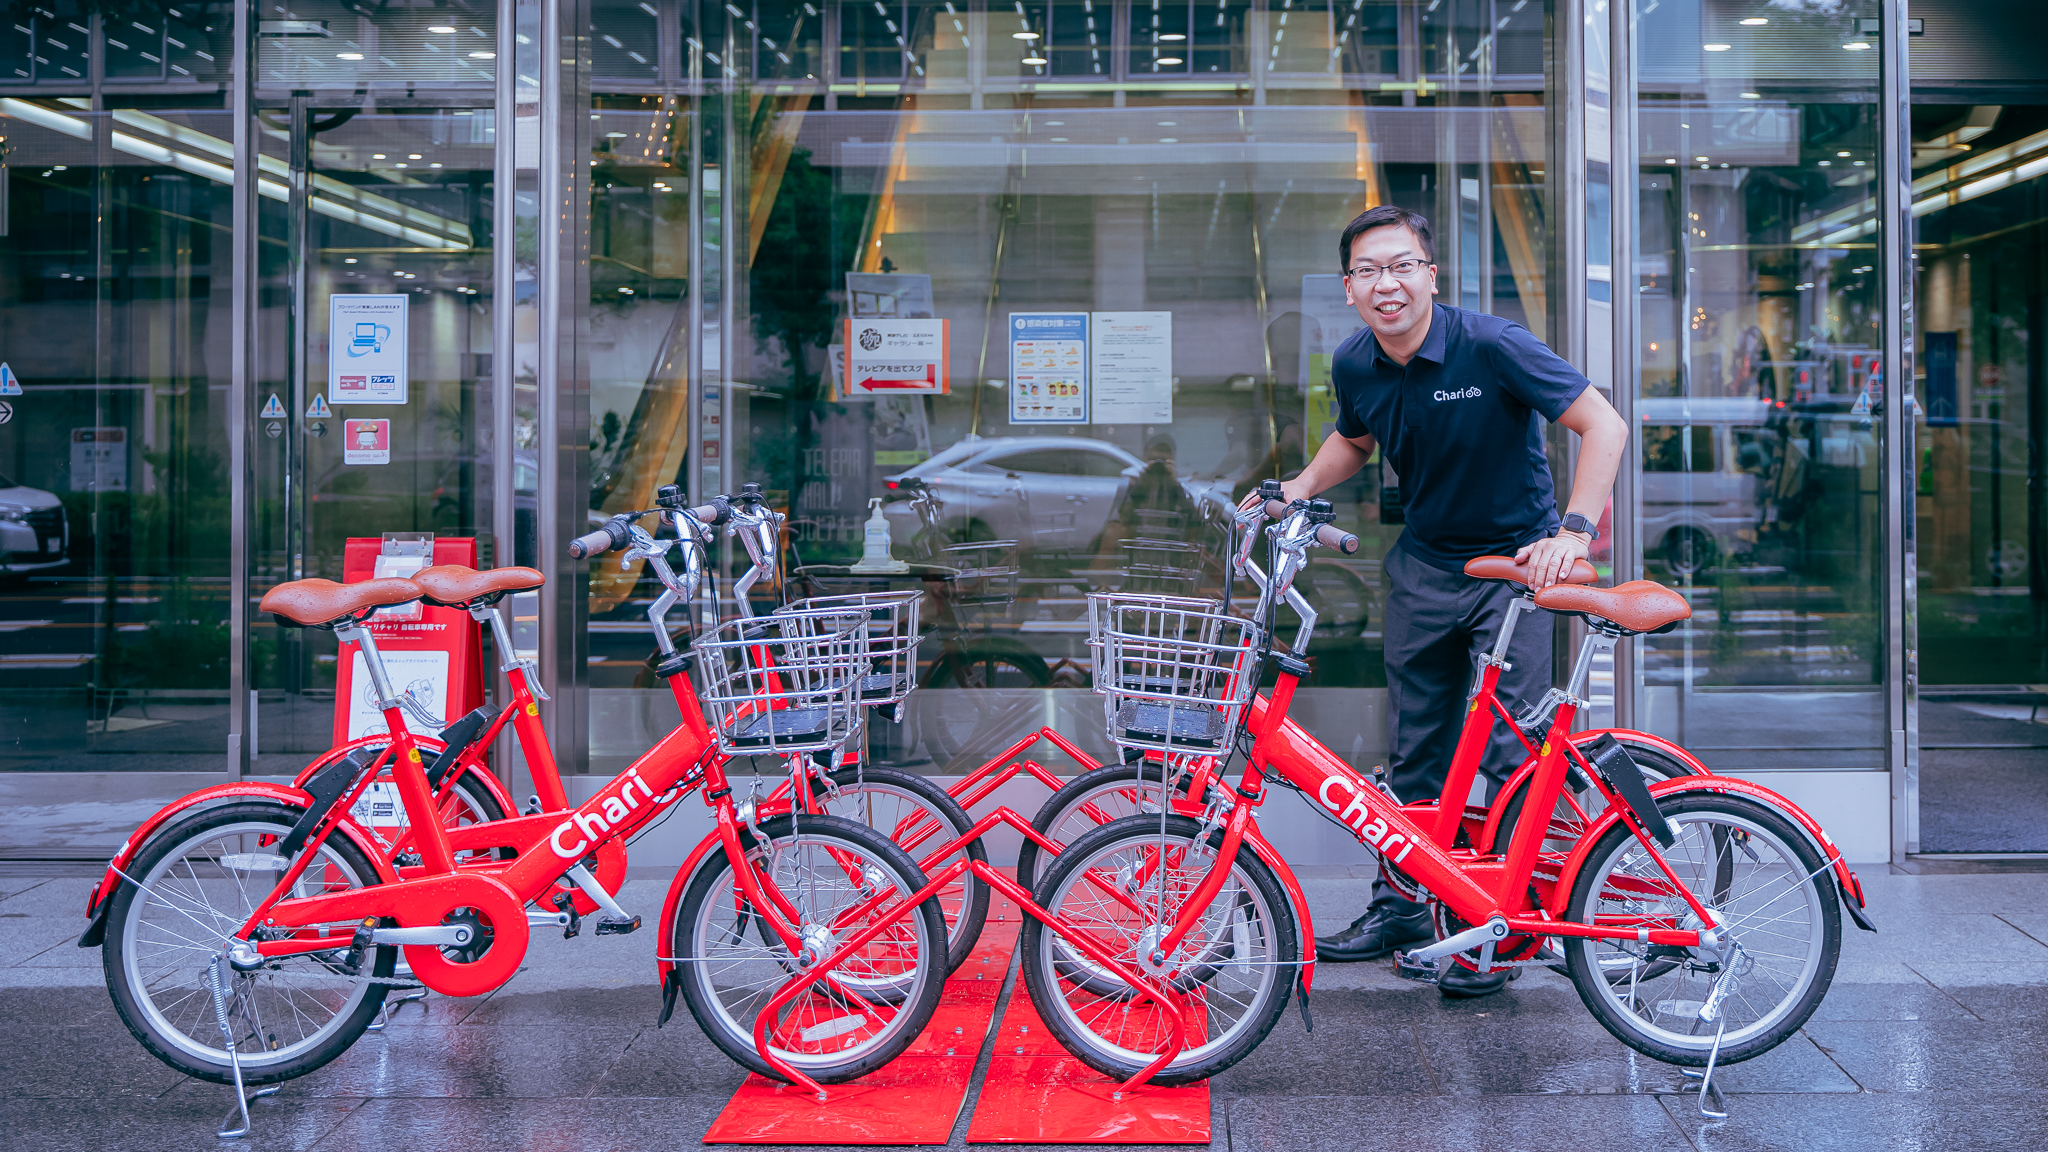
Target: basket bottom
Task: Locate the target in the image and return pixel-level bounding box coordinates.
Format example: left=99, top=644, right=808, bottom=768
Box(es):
left=1114, top=701, right=1227, bottom=750
left=727, top=707, right=836, bottom=749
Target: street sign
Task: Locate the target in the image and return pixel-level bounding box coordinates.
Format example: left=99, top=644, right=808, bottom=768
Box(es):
left=260, top=393, right=286, bottom=419
left=266, top=421, right=283, bottom=439
left=0, top=400, right=11, bottom=424
left=0, top=363, right=20, bottom=396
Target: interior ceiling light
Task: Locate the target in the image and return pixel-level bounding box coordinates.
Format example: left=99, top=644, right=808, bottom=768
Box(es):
left=1739, top=16, right=1767, bottom=25
left=1702, top=43, right=1730, bottom=51
left=1837, top=151, right=1851, bottom=157
left=1160, top=32, right=1184, bottom=40
left=1011, top=30, right=1038, bottom=39
left=1695, top=155, right=1708, bottom=161
left=1740, top=92, right=1761, bottom=99
left=1022, top=55, right=1048, bottom=63
left=1157, top=56, right=1182, bottom=64
left=1842, top=40, right=1871, bottom=50
left=429, top=24, right=456, bottom=33
left=337, top=51, right=364, bottom=59
left=408, top=153, right=423, bottom=159
left=606, top=131, right=628, bottom=138
left=372, top=153, right=386, bottom=159
left=469, top=51, right=495, bottom=58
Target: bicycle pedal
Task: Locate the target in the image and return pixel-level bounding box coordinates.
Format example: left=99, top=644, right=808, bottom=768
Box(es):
left=1392, top=950, right=1439, bottom=984
left=595, top=915, right=642, bottom=936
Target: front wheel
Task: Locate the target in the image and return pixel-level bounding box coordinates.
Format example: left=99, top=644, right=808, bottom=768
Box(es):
left=1021, top=814, right=1296, bottom=1086
left=1563, top=793, right=1840, bottom=1067
left=1014, top=761, right=1198, bottom=894
left=670, top=813, right=948, bottom=1084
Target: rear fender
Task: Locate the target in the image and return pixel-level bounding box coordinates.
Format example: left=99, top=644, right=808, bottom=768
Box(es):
left=81, top=782, right=399, bottom=947
left=1480, top=729, right=1712, bottom=855
left=1546, top=775, right=1872, bottom=930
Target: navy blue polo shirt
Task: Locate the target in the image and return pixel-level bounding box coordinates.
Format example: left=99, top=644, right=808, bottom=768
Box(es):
left=1331, top=303, right=1589, bottom=571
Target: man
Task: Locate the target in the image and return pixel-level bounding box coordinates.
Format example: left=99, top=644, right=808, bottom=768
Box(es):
left=1280, top=205, right=1628, bottom=997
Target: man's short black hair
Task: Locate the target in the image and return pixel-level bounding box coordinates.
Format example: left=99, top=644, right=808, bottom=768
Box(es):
left=1337, top=205, right=1436, bottom=272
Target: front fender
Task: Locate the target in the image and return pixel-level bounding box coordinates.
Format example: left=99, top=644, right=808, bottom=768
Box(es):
left=81, top=782, right=399, bottom=947
left=1165, top=797, right=1318, bottom=995
left=655, top=827, right=746, bottom=986
left=1547, top=775, right=1871, bottom=929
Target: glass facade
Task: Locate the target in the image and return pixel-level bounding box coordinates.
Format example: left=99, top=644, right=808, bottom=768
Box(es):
left=0, top=0, right=2035, bottom=864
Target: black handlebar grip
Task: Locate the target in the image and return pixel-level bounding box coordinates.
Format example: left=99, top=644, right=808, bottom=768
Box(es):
left=1315, top=523, right=1361, bottom=554
left=568, top=519, right=628, bottom=559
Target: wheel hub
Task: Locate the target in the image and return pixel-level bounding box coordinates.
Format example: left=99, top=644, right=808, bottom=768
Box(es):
left=796, top=923, right=838, bottom=969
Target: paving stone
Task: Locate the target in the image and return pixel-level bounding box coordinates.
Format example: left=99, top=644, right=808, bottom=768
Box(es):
left=1226, top=1094, right=1691, bottom=1152
left=1801, top=1021, right=2048, bottom=1093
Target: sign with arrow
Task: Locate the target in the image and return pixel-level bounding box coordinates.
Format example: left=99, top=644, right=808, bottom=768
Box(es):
left=0, top=363, right=20, bottom=396
left=838, top=319, right=948, bottom=400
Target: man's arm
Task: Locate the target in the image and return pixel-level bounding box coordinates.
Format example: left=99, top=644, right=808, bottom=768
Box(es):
left=1514, top=386, right=1629, bottom=588
left=1265, top=430, right=1377, bottom=506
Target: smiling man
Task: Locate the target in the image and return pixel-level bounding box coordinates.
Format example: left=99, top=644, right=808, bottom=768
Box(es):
left=1279, top=205, right=1628, bottom=997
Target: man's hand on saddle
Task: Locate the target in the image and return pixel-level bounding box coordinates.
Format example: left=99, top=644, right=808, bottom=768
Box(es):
left=1514, top=529, right=1592, bottom=590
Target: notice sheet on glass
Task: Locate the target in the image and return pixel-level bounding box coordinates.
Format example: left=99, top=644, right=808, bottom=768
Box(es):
left=1008, top=312, right=1089, bottom=424
left=329, top=294, right=409, bottom=404
left=1088, top=311, right=1172, bottom=424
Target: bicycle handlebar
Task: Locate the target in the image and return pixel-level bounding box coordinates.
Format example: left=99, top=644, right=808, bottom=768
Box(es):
left=569, top=518, right=631, bottom=559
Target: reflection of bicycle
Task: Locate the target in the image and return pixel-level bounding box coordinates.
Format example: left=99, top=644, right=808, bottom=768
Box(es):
left=840, top=478, right=1051, bottom=769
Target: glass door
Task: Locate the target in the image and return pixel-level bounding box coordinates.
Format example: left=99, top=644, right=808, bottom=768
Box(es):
left=251, top=103, right=499, bottom=765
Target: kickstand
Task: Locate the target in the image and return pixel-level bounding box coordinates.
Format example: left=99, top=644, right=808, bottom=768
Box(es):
left=207, top=953, right=280, bottom=1139
left=1681, top=943, right=1743, bottom=1122
left=366, top=987, right=428, bottom=1032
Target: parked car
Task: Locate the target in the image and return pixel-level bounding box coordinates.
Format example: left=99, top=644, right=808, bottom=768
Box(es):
left=883, top=436, right=1229, bottom=555
left=0, top=473, right=68, bottom=577
left=1639, top=397, right=1773, bottom=576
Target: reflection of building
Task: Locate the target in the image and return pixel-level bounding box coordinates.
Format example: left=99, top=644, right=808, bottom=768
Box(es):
left=0, top=1, right=2040, bottom=865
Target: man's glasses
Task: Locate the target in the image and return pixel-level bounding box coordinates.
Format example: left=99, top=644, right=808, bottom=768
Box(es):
left=1347, top=260, right=1429, bottom=281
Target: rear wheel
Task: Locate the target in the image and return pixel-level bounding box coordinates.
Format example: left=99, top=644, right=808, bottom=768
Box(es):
left=1563, top=793, right=1839, bottom=1067
left=1021, top=814, right=1295, bottom=1086
left=102, top=801, right=394, bottom=1085
left=671, top=813, right=948, bottom=1083
left=812, top=765, right=989, bottom=972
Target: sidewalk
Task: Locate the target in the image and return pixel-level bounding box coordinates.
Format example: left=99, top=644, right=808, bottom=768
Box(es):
left=2, top=862, right=2044, bottom=1152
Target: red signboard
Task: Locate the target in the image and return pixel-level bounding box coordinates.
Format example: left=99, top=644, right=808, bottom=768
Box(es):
left=332, top=537, right=486, bottom=747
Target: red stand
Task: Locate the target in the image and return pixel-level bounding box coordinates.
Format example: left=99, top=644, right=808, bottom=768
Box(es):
left=701, top=915, right=1019, bottom=1145
left=964, top=996, right=1210, bottom=1145
left=332, top=537, right=485, bottom=745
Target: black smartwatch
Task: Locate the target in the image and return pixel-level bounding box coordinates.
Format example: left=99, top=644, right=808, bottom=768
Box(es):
left=1560, top=513, right=1599, bottom=541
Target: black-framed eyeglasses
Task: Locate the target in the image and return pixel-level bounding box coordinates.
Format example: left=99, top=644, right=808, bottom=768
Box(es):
left=1347, top=260, right=1429, bottom=281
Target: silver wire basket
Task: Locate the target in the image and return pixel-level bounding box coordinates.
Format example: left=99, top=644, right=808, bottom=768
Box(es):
left=1086, top=593, right=1261, bottom=757
left=693, top=607, right=871, bottom=756
left=779, top=590, right=924, bottom=707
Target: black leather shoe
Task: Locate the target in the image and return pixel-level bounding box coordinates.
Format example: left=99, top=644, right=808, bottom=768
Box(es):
left=1314, top=907, right=1433, bottom=962
left=1437, top=963, right=1520, bottom=999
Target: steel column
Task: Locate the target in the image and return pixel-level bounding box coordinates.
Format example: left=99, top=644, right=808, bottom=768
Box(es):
left=1608, top=0, right=1639, bottom=729
left=227, top=0, right=257, bottom=777
left=1880, top=0, right=1917, bottom=862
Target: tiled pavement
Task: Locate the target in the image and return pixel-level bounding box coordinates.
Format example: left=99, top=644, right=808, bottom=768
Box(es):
left=3, top=863, right=2045, bottom=1152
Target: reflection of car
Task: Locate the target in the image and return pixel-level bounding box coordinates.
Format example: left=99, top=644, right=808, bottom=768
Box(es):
left=1639, top=398, right=1772, bottom=576
left=0, top=473, right=68, bottom=575
left=883, top=436, right=1227, bottom=554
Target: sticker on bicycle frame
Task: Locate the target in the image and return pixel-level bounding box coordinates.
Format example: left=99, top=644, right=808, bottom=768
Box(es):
left=349, top=782, right=407, bottom=829
left=525, top=702, right=539, bottom=716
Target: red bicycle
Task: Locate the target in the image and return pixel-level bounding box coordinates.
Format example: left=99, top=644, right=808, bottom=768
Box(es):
left=88, top=489, right=954, bottom=1136
left=991, top=492, right=1866, bottom=1112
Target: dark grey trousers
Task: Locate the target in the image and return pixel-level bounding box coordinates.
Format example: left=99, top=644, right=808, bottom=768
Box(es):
left=1369, top=543, right=1554, bottom=915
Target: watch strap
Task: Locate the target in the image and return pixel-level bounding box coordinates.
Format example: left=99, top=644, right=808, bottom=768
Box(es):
left=1561, top=513, right=1599, bottom=541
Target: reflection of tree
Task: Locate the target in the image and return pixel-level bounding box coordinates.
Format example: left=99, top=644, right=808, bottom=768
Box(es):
left=751, top=147, right=866, bottom=401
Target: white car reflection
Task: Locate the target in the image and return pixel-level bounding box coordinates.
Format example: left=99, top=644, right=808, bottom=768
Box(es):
left=0, top=473, right=68, bottom=577
left=882, top=436, right=1227, bottom=554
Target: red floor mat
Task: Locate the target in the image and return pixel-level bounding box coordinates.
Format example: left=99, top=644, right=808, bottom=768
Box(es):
left=964, top=984, right=1211, bottom=1144
left=700, top=906, right=1019, bottom=1144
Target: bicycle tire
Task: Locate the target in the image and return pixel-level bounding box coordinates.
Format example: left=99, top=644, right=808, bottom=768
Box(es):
left=816, top=765, right=989, bottom=973
left=671, top=813, right=948, bottom=1083
left=1020, top=814, right=1296, bottom=1086
left=102, top=801, right=395, bottom=1086
left=1563, top=793, right=1840, bottom=1067
left=1014, top=762, right=1198, bottom=895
